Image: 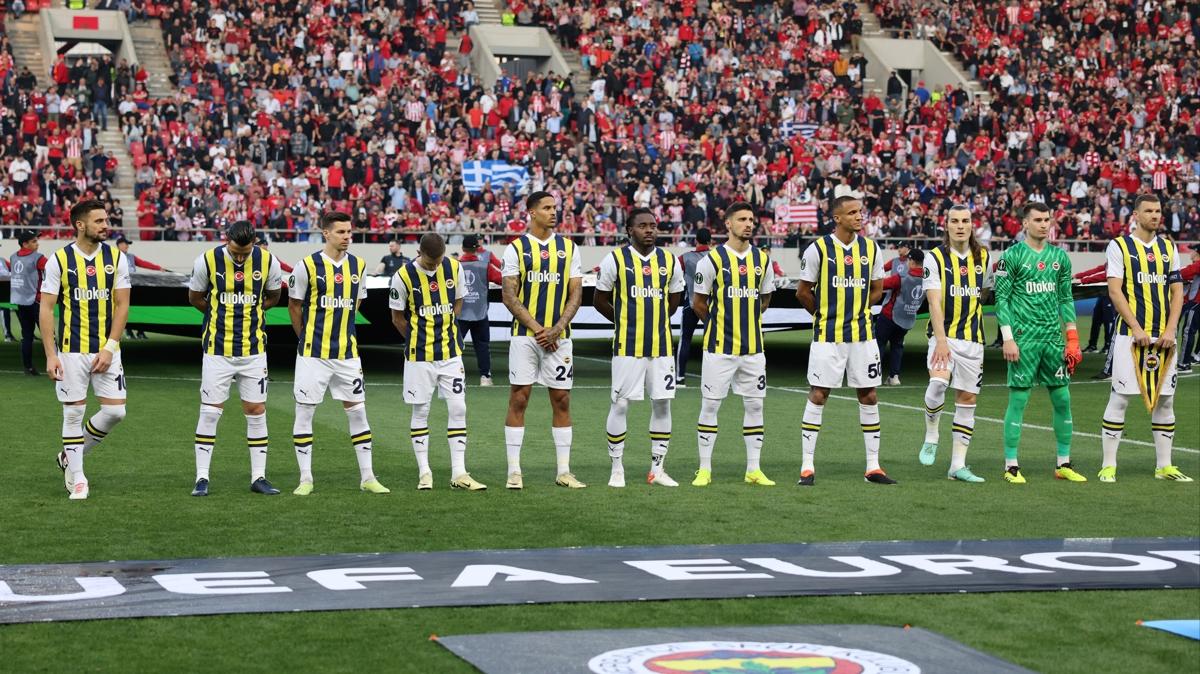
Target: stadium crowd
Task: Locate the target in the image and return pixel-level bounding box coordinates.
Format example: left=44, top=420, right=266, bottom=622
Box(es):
left=0, top=0, right=1197, bottom=250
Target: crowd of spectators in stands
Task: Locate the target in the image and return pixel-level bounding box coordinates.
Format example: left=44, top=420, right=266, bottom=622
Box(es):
left=0, top=0, right=1196, bottom=252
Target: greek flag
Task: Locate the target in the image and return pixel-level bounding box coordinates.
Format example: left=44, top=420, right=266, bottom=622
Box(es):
left=461, top=161, right=530, bottom=194
left=781, top=121, right=819, bottom=139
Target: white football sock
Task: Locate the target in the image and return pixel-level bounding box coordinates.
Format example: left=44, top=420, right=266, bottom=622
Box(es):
left=860, top=403, right=881, bottom=473
left=924, top=377, right=948, bottom=444
left=194, top=404, right=222, bottom=481
left=345, top=402, right=374, bottom=482
left=447, top=397, right=468, bottom=478
left=949, top=403, right=975, bottom=472
left=1101, top=392, right=1129, bottom=468
left=649, top=398, right=671, bottom=475
left=410, top=401, right=431, bottom=476
left=552, top=426, right=572, bottom=474
left=697, top=397, right=722, bottom=471
left=62, top=404, right=86, bottom=481
left=504, top=426, right=524, bottom=474
left=246, top=412, right=269, bottom=482
left=801, top=400, right=823, bottom=474
left=83, top=404, right=125, bottom=455
left=742, top=397, right=764, bottom=473
left=293, top=402, right=316, bottom=483
left=1151, top=395, right=1176, bottom=469
left=605, top=399, right=629, bottom=472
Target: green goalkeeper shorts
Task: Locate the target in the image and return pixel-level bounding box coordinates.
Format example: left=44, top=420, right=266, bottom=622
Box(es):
left=1006, top=340, right=1071, bottom=388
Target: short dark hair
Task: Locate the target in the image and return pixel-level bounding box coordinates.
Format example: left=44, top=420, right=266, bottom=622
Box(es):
left=320, top=211, right=351, bottom=230
left=627, top=207, right=655, bottom=228
left=724, top=201, right=755, bottom=220
left=830, top=195, right=860, bottom=215
left=1021, top=201, right=1051, bottom=219
left=1133, top=193, right=1161, bottom=210
left=226, top=220, right=256, bottom=246
left=695, top=227, right=712, bottom=244
left=526, top=191, right=554, bottom=211
left=419, top=232, right=446, bottom=259
left=69, top=199, right=106, bottom=231
left=389, top=237, right=402, bottom=245
left=907, top=248, right=925, bottom=263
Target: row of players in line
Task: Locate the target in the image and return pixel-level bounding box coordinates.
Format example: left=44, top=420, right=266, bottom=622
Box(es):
left=37, top=193, right=1193, bottom=499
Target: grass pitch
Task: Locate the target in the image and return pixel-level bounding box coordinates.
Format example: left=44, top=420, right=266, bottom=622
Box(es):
left=1, top=314, right=1197, bottom=673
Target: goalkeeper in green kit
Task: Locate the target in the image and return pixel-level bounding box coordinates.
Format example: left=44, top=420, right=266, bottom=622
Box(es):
left=993, top=202, right=1085, bottom=484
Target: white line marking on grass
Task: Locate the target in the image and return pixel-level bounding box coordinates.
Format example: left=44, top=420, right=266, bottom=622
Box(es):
left=0, top=370, right=611, bottom=390
left=574, top=356, right=1200, bottom=455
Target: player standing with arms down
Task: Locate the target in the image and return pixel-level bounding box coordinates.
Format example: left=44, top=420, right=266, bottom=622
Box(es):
left=43, top=199, right=130, bottom=500
left=186, top=220, right=284, bottom=496
left=390, top=233, right=487, bottom=491
left=594, top=208, right=686, bottom=487
left=691, top=202, right=776, bottom=487
left=501, top=191, right=585, bottom=489
left=795, top=195, right=893, bottom=486
left=994, top=202, right=1085, bottom=484
left=288, top=211, right=389, bottom=495
left=1098, top=194, right=1191, bottom=482
left=918, top=205, right=990, bottom=483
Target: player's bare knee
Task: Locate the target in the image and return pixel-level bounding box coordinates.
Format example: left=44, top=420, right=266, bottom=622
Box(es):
left=549, top=389, right=571, bottom=413
left=857, top=388, right=878, bottom=405
left=508, top=386, right=531, bottom=411
left=807, top=387, right=829, bottom=405
left=243, top=401, right=266, bottom=416
left=956, top=391, right=977, bottom=405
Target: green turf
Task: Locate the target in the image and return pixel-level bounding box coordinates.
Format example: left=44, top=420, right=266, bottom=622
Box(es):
left=1, top=313, right=1197, bottom=672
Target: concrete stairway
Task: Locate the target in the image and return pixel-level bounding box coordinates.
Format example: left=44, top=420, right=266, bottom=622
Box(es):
left=96, top=121, right=137, bottom=230
left=4, top=14, right=50, bottom=88
left=474, top=0, right=503, bottom=25
left=126, top=19, right=175, bottom=99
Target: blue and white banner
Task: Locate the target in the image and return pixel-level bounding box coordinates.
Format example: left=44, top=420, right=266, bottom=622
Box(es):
left=462, top=161, right=530, bottom=194
left=781, top=121, right=818, bottom=139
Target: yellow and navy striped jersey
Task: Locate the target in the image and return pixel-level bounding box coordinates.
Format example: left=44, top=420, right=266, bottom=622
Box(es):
left=291, top=252, right=367, bottom=359
left=597, top=246, right=684, bottom=358
left=504, top=233, right=580, bottom=337
left=1108, top=235, right=1181, bottom=338
left=195, top=245, right=282, bottom=357
left=697, top=245, right=772, bottom=355
left=43, top=243, right=130, bottom=354
left=924, top=246, right=990, bottom=343
left=390, top=258, right=462, bottom=362
left=801, top=234, right=881, bottom=343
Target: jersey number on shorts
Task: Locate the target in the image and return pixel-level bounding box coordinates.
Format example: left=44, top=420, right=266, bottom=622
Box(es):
left=352, top=378, right=364, bottom=395
left=664, top=374, right=675, bottom=390
left=867, top=362, right=880, bottom=379
left=977, top=370, right=985, bottom=388
left=452, top=378, right=464, bottom=394
left=116, top=374, right=126, bottom=391
left=757, top=374, right=766, bottom=390
left=258, top=378, right=267, bottom=395
left=1054, top=366, right=1066, bottom=379
left=554, top=365, right=574, bottom=382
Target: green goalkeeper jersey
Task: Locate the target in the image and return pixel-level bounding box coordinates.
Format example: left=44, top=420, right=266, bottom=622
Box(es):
left=993, top=240, right=1076, bottom=345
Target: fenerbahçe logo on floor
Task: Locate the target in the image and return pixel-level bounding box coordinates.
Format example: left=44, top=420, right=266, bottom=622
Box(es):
left=587, top=641, right=919, bottom=674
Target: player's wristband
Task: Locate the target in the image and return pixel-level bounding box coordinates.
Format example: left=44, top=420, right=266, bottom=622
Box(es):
left=1000, top=325, right=1014, bottom=341
left=103, top=340, right=120, bottom=354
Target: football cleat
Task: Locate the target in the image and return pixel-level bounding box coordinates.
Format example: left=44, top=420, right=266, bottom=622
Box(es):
left=1097, top=466, right=1117, bottom=483
left=647, top=471, right=678, bottom=487
left=69, top=479, right=89, bottom=500
left=57, top=451, right=73, bottom=493
left=1054, top=463, right=1087, bottom=482
left=608, top=470, right=626, bottom=488
left=251, top=477, right=281, bottom=495
left=1155, top=466, right=1194, bottom=482
left=417, top=472, right=433, bottom=490
left=947, top=466, right=984, bottom=483
left=555, top=472, right=587, bottom=489
left=191, top=478, right=210, bottom=496
left=293, top=481, right=314, bottom=496
left=360, top=478, right=390, bottom=494
left=506, top=471, right=523, bottom=490
left=797, top=470, right=815, bottom=486
left=864, top=469, right=898, bottom=485
left=1003, top=466, right=1026, bottom=484
left=691, top=468, right=712, bottom=486
left=450, top=473, right=487, bottom=491
left=918, top=442, right=938, bottom=466
left=744, top=469, right=776, bottom=486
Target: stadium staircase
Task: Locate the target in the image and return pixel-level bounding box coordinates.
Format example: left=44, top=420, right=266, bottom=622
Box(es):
left=4, top=13, right=50, bottom=88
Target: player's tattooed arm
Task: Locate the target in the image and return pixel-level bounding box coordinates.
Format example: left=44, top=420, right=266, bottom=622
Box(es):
left=262, top=288, right=282, bottom=310
left=501, top=275, right=542, bottom=334
left=552, top=277, right=584, bottom=336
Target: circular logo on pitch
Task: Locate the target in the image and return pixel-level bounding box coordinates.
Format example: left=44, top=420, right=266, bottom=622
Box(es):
left=252, top=270, right=263, bottom=281
left=541, top=250, right=551, bottom=260
left=235, top=271, right=245, bottom=282
left=588, top=641, right=920, bottom=674
left=104, top=264, right=115, bottom=274
left=1037, top=261, right=1046, bottom=271
left=86, top=266, right=97, bottom=277
left=334, top=273, right=344, bottom=283
left=642, top=265, right=652, bottom=276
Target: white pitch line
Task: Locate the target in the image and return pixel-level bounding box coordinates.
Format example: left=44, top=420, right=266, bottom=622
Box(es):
left=573, top=355, right=1199, bottom=455
left=0, top=370, right=611, bottom=390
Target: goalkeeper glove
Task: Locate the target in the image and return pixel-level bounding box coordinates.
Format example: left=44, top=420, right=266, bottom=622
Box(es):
left=1064, top=327, right=1082, bottom=374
